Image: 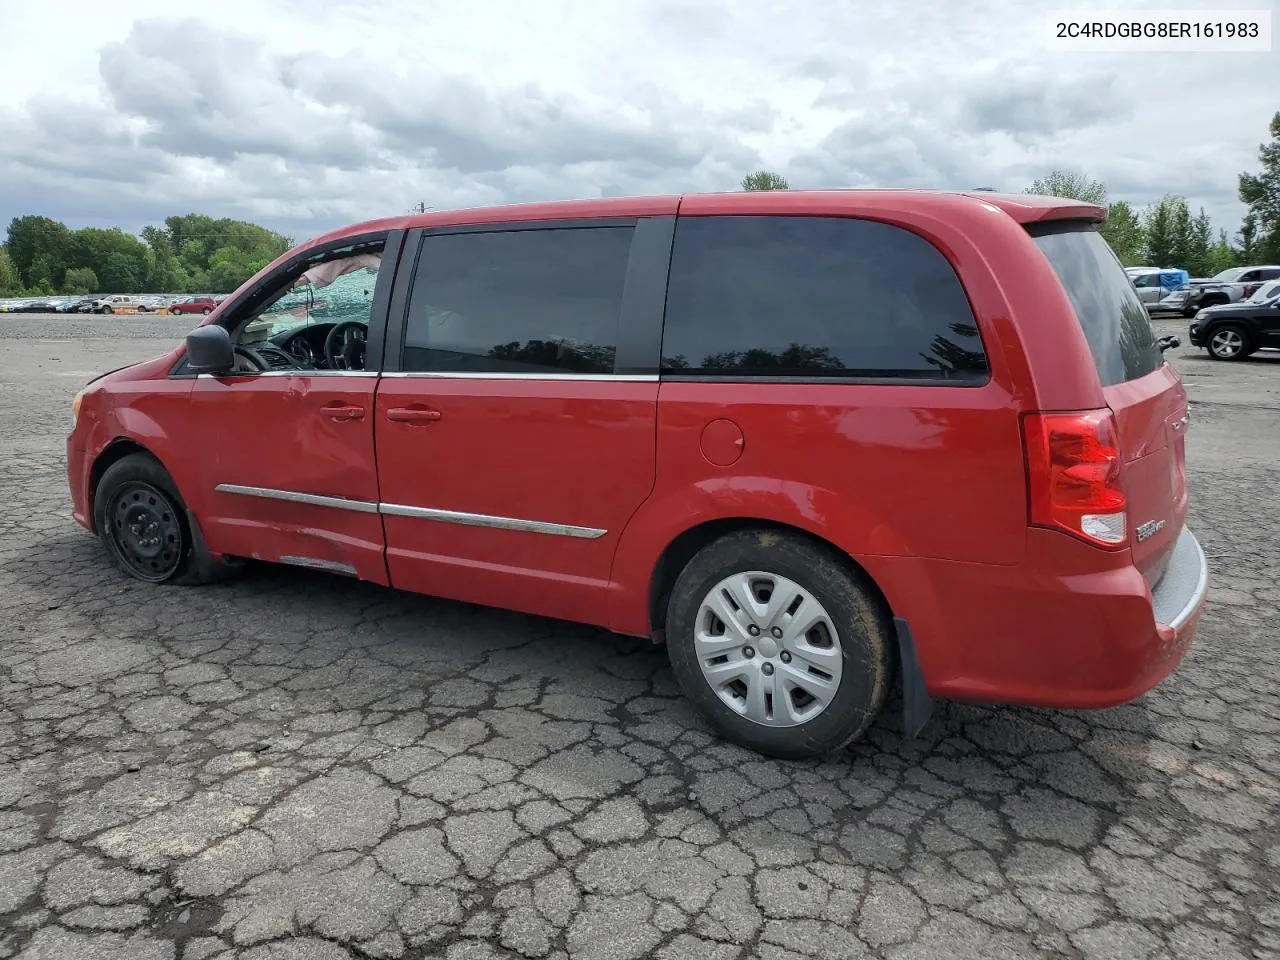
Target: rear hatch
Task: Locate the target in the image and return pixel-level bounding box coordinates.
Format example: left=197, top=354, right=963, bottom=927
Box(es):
left=1030, top=223, right=1189, bottom=588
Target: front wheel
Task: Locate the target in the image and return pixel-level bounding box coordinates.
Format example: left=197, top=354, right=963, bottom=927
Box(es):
left=665, top=529, right=891, bottom=759
left=201, top=307, right=212, bottom=315
left=93, top=452, right=235, bottom=585
left=101, top=306, right=113, bottom=314
left=1207, top=323, right=1251, bottom=361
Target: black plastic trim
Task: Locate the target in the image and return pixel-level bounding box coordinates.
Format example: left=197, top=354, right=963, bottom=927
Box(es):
left=614, top=216, right=675, bottom=376
left=381, top=228, right=424, bottom=374
left=893, top=616, right=934, bottom=738
left=1024, top=219, right=1104, bottom=238
left=659, top=373, right=987, bottom=387
left=423, top=217, right=638, bottom=237
left=362, top=229, right=404, bottom=374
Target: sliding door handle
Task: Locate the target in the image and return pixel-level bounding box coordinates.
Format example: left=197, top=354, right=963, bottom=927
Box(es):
left=386, top=406, right=442, bottom=424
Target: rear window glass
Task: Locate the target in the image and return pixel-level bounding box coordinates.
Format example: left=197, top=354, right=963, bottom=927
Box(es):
left=661, top=216, right=988, bottom=381
left=1031, top=225, right=1162, bottom=386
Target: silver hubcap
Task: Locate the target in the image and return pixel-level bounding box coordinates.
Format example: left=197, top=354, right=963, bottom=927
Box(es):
left=1211, top=330, right=1242, bottom=356
left=694, top=571, right=843, bottom=727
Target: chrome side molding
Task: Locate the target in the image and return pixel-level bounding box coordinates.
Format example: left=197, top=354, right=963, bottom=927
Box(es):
left=214, top=484, right=606, bottom=539
left=378, top=502, right=605, bottom=539
left=214, top=484, right=380, bottom=514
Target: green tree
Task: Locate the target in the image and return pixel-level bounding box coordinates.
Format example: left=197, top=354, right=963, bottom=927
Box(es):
left=1168, top=200, right=1192, bottom=269
left=1025, top=170, right=1107, bottom=205
left=1238, top=111, right=1280, bottom=261
left=66, top=227, right=150, bottom=292
left=62, top=266, right=99, bottom=294
left=1100, top=201, right=1145, bottom=265
left=141, top=225, right=190, bottom=292
left=1236, top=213, right=1260, bottom=263
left=0, top=247, right=18, bottom=294
left=1185, top=208, right=1213, bottom=277
left=741, top=170, right=789, bottom=191
left=6, top=215, right=71, bottom=289
left=98, top=252, right=144, bottom=293
left=1206, top=231, right=1237, bottom=275
left=1143, top=196, right=1187, bottom=266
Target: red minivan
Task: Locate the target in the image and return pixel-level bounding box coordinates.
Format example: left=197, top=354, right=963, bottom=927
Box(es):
left=67, top=190, right=1207, bottom=759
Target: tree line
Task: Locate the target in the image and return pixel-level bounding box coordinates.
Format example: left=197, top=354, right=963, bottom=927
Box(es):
left=740, top=109, right=1280, bottom=276
left=0, top=214, right=293, bottom=298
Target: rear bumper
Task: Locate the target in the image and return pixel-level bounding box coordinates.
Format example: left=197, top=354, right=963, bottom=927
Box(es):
left=867, top=526, right=1208, bottom=710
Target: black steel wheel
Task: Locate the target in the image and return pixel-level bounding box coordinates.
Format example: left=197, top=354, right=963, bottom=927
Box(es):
left=92, top=451, right=238, bottom=585
left=105, top=480, right=184, bottom=582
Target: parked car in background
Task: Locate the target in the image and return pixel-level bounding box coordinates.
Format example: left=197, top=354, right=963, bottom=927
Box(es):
left=92, top=295, right=151, bottom=314
left=169, top=296, right=218, bottom=315
left=67, top=189, right=1206, bottom=759
left=1129, top=267, right=1189, bottom=313
left=1162, top=265, right=1280, bottom=317
left=59, top=297, right=99, bottom=313
left=1188, top=279, right=1280, bottom=360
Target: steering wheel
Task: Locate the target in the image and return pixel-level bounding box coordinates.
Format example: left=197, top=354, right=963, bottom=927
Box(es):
left=232, top=345, right=267, bottom=372
left=324, top=321, right=368, bottom=370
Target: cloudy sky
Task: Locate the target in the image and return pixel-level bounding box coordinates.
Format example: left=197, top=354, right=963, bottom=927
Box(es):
left=1, top=0, right=1275, bottom=244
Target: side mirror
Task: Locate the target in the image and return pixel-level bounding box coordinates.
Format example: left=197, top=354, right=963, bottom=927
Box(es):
left=186, top=325, right=234, bottom=374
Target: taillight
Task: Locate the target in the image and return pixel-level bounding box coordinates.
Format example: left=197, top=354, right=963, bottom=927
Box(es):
left=1243, top=283, right=1260, bottom=298
left=1022, top=409, right=1127, bottom=549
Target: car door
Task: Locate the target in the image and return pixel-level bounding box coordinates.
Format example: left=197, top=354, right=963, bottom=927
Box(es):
left=374, top=217, right=672, bottom=626
left=188, top=230, right=403, bottom=584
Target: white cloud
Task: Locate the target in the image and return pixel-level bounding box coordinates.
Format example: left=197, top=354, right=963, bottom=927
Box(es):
left=0, top=0, right=1274, bottom=242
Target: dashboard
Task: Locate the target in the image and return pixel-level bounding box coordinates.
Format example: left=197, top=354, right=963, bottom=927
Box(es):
left=237, top=321, right=368, bottom=372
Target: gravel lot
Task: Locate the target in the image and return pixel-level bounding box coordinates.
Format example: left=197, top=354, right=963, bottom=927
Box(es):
left=2, top=314, right=1279, bottom=960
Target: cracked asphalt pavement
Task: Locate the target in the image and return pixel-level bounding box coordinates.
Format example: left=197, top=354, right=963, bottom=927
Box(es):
left=2, top=315, right=1279, bottom=960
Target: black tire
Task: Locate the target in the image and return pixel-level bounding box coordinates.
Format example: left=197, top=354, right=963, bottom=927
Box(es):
left=201, top=307, right=212, bottom=315
left=102, top=306, right=113, bottom=314
left=665, top=529, right=892, bottom=760
left=1182, top=306, right=1198, bottom=319
left=1206, top=323, right=1251, bottom=361
left=93, top=452, right=235, bottom=585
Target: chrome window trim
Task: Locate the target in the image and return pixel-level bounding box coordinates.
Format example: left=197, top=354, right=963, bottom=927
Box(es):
left=214, top=484, right=380, bottom=514
left=381, top=371, right=658, bottom=382
left=378, top=502, right=606, bottom=539
left=214, top=484, right=607, bottom=539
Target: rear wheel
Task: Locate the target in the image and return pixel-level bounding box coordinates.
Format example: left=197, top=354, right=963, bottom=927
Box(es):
left=1207, top=323, right=1251, bottom=361
left=665, top=529, right=891, bottom=759
left=93, top=453, right=235, bottom=585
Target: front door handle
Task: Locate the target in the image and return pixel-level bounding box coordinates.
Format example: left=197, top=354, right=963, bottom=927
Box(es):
left=386, top=406, right=442, bottom=424
left=321, top=401, right=365, bottom=422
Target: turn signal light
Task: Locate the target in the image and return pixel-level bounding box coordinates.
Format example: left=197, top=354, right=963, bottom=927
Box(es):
left=1022, top=409, right=1127, bottom=549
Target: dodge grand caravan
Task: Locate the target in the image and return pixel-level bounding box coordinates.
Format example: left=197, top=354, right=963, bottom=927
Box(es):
left=67, top=190, right=1208, bottom=759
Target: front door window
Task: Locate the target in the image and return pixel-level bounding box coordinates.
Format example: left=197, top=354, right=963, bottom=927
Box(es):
left=225, top=241, right=384, bottom=373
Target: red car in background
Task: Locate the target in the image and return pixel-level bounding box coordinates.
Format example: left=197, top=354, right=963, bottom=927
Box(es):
left=169, top=296, right=217, bottom=315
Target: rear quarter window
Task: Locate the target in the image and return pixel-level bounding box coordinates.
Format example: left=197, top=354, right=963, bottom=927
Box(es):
left=1030, top=224, right=1163, bottom=386
left=660, top=216, right=988, bottom=382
